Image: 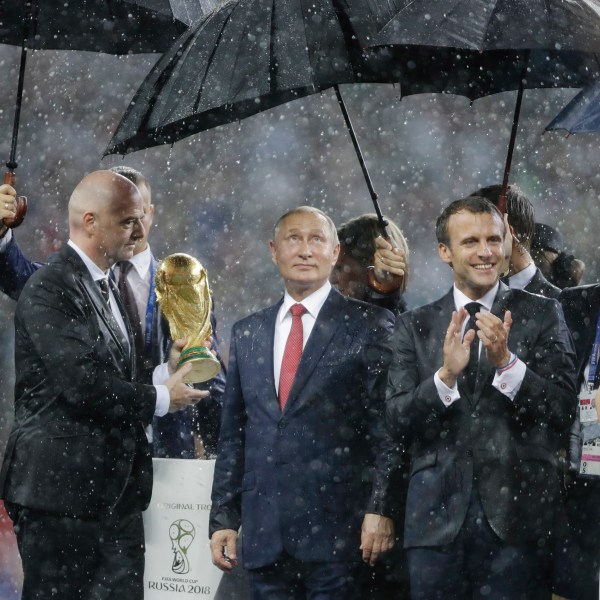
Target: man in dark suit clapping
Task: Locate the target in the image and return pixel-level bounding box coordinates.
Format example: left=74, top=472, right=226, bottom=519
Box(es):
left=0, top=171, right=207, bottom=600
left=386, top=196, right=577, bottom=599
left=209, top=206, right=397, bottom=599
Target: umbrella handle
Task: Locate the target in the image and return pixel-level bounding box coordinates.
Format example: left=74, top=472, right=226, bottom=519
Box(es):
left=3, top=171, right=28, bottom=228
left=366, top=233, right=404, bottom=294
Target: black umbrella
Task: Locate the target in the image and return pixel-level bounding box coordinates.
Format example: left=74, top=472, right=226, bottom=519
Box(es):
left=106, top=0, right=402, bottom=237
left=362, top=0, right=600, bottom=210
left=545, top=83, right=600, bottom=134
left=0, top=0, right=187, bottom=226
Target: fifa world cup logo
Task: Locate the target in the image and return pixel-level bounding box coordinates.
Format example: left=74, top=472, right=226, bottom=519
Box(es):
left=169, top=519, right=196, bottom=574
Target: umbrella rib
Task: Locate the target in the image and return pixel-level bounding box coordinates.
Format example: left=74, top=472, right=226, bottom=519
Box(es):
left=192, top=9, right=235, bottom=114
left=375, top=0, right=419, bottom=36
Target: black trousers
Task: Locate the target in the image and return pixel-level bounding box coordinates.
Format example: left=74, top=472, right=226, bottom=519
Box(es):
left=6, top=503, right=145, bottom=600
left=407, top=489, right=553, bottom=600
left=564, top=477, right=600, bottom=600
left=247, top=552, right=364, bottom=600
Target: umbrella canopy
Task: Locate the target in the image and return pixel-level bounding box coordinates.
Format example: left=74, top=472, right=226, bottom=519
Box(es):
left=107, top=0, right=405, bottom=291
left=545, top=83, right=600, bottom=134
left=0, top=0, right=187, bottom=54
left=104, top=0, right=398, bottom=155
left=361, top=0, right=600, bottom=99
left=0, top=0, right=187, bottom=228
left=359, top=0, right=600, bottom=209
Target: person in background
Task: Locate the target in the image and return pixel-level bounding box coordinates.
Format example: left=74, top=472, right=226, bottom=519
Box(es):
left=0, top=171, right=207, bottom=600
left=532, top=222, right=585, bottom=289
left=471, top=185, right=561, bottom=299
left=331, top=213, right=408, bottom=316
left=559, top=283, right=600, bottom=600
left=331, top=212, right=410, bottom=600
left=386, top=195, right=577, bottom=599
left=0, top=168, right=225, bottom=458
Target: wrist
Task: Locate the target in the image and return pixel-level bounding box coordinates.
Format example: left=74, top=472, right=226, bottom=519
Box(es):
left=496, top=352, right=517, bottom=373
left=439, top=366, right=458, bottom=388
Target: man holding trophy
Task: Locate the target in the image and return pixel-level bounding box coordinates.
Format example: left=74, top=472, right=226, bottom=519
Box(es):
left=0, top=171, right=208, bottom=600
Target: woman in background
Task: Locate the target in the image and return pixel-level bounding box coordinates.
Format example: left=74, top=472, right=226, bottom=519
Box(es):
left=332, top=213, right=409, bottom=316
left=331, top=213, right=410, bottom=600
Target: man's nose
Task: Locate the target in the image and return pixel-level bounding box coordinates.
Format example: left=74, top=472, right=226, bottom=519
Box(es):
left=298, top=240, right=312, bottom=256
left=478, top=242, right=493, bottom=257
left=132, top=220, right=145, bottom=240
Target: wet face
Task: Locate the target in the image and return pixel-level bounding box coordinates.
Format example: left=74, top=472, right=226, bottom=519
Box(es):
left=93, top=189, right=145, bottom=269
left=330, top=247, right=369, bottom=300
left=270, top=211, right=340, bottom=300
left=438, top=210, right=504, bottom=300
left=134, top=180, right=154, bottom=255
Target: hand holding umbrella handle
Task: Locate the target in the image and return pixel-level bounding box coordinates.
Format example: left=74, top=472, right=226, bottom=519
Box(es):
left=3, top=172, right=28, bottom=228
left=367, top=265, right=404, bottom=294
left=367, top=232, right=404, bottom=294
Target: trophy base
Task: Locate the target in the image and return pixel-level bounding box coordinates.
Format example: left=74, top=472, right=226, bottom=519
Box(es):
left=177, top=346, right=221, bottom=384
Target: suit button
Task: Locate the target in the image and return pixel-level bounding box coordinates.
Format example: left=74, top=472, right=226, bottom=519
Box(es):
left=278, top=421, right=287, bottom=429
left=466, top=449, right=473, bottom=457
left=471, top=411, right=480, bottom=418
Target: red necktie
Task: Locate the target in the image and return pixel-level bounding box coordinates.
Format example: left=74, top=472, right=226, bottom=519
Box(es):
left=278, top=303, right=307, bottom=410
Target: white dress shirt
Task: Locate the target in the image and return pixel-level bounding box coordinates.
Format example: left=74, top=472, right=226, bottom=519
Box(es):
left=507, top=261, right=536, bottom=291
left=112, top=245, right=152, bottom=336
left=273, top=281, right=331, bottom=394
left=434, top=282, right=526, bottom=407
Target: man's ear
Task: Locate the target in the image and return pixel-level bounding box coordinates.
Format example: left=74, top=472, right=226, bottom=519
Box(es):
left=331, top=242, right=340, bottom=265
left=269, top=240, right=277, bottom=265
left=82, top=211, right=96, bottom=234
left=438, top=242, right=453, bottom=268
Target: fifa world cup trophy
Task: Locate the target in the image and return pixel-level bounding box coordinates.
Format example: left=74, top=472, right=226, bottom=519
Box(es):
left=155, top=253, right=221, bottom=384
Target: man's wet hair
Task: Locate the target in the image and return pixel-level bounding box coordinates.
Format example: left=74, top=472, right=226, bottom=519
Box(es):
left=436, top=196, right=505, bottom=246
left=109, top=166, right=151, bottom=196
left=273, top=206, right=339, bottom=245
left=470, top=184, right=534, bottom=250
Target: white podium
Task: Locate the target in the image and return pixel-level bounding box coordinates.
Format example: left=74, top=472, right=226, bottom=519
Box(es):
left=143, top=459, right=223, bottom=599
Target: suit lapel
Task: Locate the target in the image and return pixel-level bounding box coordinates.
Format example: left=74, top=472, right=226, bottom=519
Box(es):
left=62, top=246, right=132, bottom=368
left=254, top=302, right=281, bottom=421
left=283, top=289, right=344, bottom=416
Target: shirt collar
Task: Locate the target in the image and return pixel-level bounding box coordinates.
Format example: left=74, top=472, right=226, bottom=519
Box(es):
left=453, top=281, right=499, bottom=312
left=126, top=245, right=152, bottom=279
left=279, top=281, right=332, bottom=323
left=507, top=262, right=536, bottom=290
left=67, top=239, right=107, bottom=282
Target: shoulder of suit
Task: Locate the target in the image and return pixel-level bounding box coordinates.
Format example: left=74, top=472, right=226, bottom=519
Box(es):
left=338, top=293, right=393, bottom=318
left=232, top=301, right=280, bottom=331
left=560, top=283, right=600, bottom=302
left=506, top=287, right=559, bottom=308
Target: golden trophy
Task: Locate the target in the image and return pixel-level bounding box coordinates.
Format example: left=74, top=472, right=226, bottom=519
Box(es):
left=155, top=253, right=221, bottom=384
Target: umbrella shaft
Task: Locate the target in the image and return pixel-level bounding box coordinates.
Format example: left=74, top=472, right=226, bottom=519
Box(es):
left=8, top=0, right=36, bottom=170
left=333, top=85, right=387, bottom=236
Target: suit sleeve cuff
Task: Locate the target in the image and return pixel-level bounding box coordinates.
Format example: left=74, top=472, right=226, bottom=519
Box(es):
left=152, top=363, right=171, bottom=417
left=434, top=369, right=460, bottom=407
left=153, top=385, right=169, bottom=417
left=492, top=355, right=526, bottom=401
